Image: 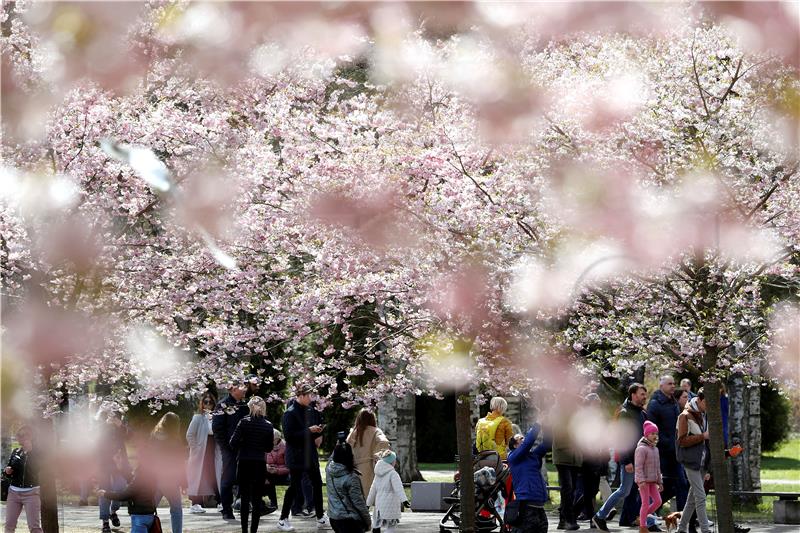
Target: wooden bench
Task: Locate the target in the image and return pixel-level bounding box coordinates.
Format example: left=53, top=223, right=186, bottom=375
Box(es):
left=730, top=491, right=800, bottom=525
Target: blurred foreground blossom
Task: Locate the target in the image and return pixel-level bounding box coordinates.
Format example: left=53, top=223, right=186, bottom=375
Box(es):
left=100, top=140, right=172, bottom=193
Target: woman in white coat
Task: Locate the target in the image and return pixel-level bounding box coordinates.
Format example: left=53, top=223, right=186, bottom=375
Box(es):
left=367, top=451, right=409, bottom=533
left=185, top=392, right=222, bottom=513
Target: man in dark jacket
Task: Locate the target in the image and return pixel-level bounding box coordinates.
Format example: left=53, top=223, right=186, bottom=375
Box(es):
left=593, top=383, right=657, bottom=532
left=647, top=375, right=688, bottom=513
left=277, top=383, right=326, bottom=531
left=507, top=423, right=551, bottom=533
left=213, top=382, right=249, bottom=520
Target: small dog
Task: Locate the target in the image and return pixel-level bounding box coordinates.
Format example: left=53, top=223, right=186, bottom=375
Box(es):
left=664, top=512, right=682, bottom=533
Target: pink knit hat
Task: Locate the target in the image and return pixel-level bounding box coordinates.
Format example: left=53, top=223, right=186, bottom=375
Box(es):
left=643, top=421, right=659, bottom=436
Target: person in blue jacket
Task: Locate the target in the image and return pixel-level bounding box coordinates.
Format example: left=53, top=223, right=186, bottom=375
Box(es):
left=506, top=423, right=551, bottom=533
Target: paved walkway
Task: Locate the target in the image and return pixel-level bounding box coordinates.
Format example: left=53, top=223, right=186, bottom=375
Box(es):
left=2, top=505, right=797, bottom=533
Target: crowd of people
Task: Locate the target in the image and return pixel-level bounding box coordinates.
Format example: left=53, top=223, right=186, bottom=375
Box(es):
left=3, top=375, right=742, bottom=533
left=2, top=381, right=408, bottom=533
left=473, top=377, right=743, bottom=533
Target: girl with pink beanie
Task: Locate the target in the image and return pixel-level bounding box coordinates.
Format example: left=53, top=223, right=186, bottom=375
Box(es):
left=635, top=421, right=663, bottom=533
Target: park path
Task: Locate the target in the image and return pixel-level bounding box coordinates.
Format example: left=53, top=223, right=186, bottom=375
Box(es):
left=2, top=504, right=797, bottom=533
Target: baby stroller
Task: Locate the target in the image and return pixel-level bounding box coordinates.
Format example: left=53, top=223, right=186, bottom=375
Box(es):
left=439, top=451, right=510, bottom=533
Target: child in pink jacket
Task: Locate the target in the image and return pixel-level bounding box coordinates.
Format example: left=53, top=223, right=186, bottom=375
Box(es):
left=635, top=421, right=663, bottom=533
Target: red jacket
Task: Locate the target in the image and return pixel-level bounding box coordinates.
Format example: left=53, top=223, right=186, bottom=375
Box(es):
left=265, top=440, right=289, bottom=476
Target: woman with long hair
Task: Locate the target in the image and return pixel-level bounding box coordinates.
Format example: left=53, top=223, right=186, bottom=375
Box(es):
left=346, top=408, right=390, bottom=497
left=186, top=392, right=222, bottom=513
left=326, top=441, right=371, bottom=533
left=230, top=395, right=274, bottom=533
left=151, top=412, right=185, bottom=533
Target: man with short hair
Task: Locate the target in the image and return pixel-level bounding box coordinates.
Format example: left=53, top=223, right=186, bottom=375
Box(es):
left=213, top=382, right=249, bottom=520
left=593, top=383, right=658, bottom=532
left=680, top=379, right=696, bottom=400
left=647, top=376, right=688, bottom=515
left=277, top=384, right=326, bottom=532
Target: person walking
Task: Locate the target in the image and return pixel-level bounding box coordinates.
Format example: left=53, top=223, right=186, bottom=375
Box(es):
left=326, top=440, right=371, bottom=533
left=552, top=397, right=582, bottom=531
left=676, top=392, right=712, bottom=533
left=506, top=423, right=551, bottom=533
left=3, top=426, right=43, bottom=533
left=647, top=376, right=687, bottom=514
left=346, top=408, right=390, bottom=498
left=593, top=383, right=653, bottom=532
left=635, top=422, right=663, bottom=533
left=475, top=397, right=514, bottom=459
left=367, top=451, right=409, bottom=533
left=151, top=412, right=185, bottom=533
left=186, top=392, right=222, bottom=513
left=96, top=455, right=159, bottom=533
left=230, top=396, right=274, bottom=533
left=213, top=382, right=249, bottom=520
left=97, top=409, right=131, bottom=533
left=576, top=393, right=607, bottom=521
left=277, top=383, right=327, bottom=531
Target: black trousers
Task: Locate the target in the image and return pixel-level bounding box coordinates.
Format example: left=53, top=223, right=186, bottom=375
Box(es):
left=556, top=464, right=580, bottom=524
left=220, top=447, right=237, bottom=514
left=280, top=466, right=324, bottom=520
left=577, top=465, right=601, bottom=519
left=509, top=502, right=548, bottom=533
left=330, top=517, right=365, bottom=533
left=237, top=459, right=266, bottom=533
left=265, top=473, right=289, bottom=507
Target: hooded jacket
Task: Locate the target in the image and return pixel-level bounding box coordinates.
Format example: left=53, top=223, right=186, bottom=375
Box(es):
left=325, top=461, right=371, bottom=526
left=507, top=424, right=550, bottom=504
left=266, top=440, right=290, bottom=476
left=634, top=437, right=662, bottom=484
left=676, top=403, right=708, bottom=471
left=367, top=460, right=407, bottom=522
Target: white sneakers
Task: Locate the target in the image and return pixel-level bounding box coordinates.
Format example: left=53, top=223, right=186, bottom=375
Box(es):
left=316, top=512, right=330, bottom=528
left=189, top=504, right=206, bottom=514
left=277, top=518, right=295, bottom=531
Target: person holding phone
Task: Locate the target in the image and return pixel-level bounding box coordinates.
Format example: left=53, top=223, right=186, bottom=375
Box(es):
left=277, top=383, right=328, bottom=531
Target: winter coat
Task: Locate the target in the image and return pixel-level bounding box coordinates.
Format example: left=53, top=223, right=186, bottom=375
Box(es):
left=230, top=416, right=274, bottom=462
left=552, top=428, right=583, bottom=467
left=646, top=389, right=680, bottom=477
left=634, top=438, right=662, bottom=484
left=366, top=460, right=407, bottom=522
left=507, top=424, right=551, bottom=504
left=282, top=399, right=323, bottom=470
left=105, top=464, right=158, bottom=516
left=212, top=395, right=249, bottom=455
left=475, top=412, right=514, bottom=459
left=266, top=440, right=290, bottom=476
left=347, top=425, right=391, bottom=497
left=325, top=461, right=371, bottom=528
left=617, top=398, right=648, bottom=466
left=676, top=408, right=708, bottom=471
left=185, top=413, right=223, bottom=496
left=149, top=432, right=187, bottom=489
left=4, top=447, right=38, bottom=489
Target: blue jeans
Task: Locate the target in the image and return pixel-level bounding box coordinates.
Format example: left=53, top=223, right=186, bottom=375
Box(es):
left=155, top=482, right=182, bottom=533
left=99, top=474, right=127, bottom=520
left=130, top=514, right=154, bottom=533
left=597, top=468, right=656, bottom=526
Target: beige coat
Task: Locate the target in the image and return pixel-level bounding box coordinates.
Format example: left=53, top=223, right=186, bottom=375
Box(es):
left=346, top=425, right=391, bottom=497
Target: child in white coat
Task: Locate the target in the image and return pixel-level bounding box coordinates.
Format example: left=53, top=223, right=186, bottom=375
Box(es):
left=366, top=451, right=409, bottom=533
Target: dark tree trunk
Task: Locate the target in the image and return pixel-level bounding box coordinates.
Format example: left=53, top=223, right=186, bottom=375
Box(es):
left=456, top=391, right=475, bottom=533
left=37, top=419, right=60, bottom=533
left=703, top=376, right=734, bottom=533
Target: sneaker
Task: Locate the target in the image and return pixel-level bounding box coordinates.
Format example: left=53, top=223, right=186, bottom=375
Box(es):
left=592, top=516, right=609, bottom=532
left=317, top=512, right=330, bottom=528
left=222, top=512, right=236, bottom=520
left=189, top=504, right=206, bottom=514
left=101, top=522, right=112, bottom=533
left=277, top=518, right=295, bottom=531
left=264, top=504, right=278, bottom=515
left=734, top=524, right=750, bottom=533
left=648, top=525, right=663, bottom=532
left=110, top=513, right=120, bottom=527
